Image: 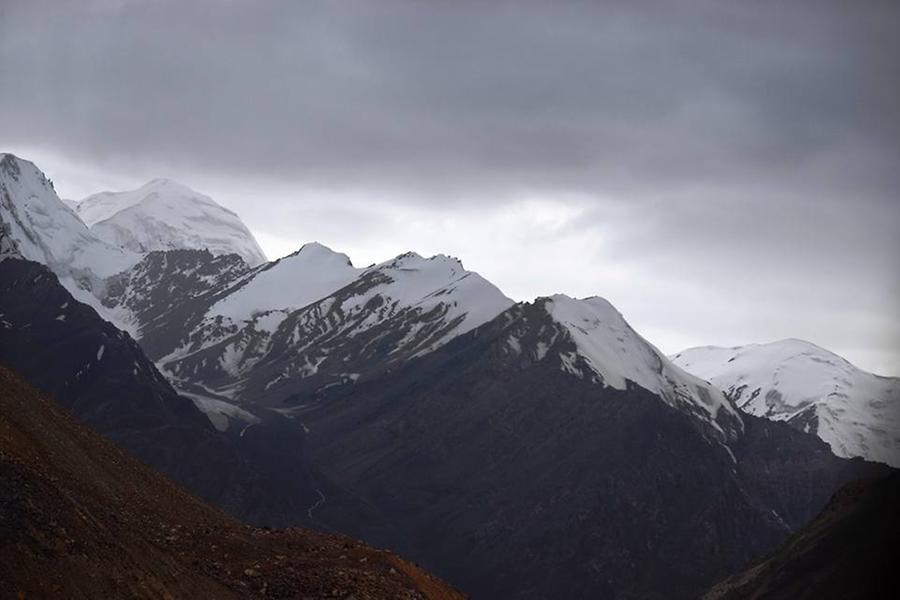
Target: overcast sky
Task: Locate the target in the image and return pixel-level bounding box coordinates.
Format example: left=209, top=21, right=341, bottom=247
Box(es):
left=2, top=0, right=898, bottom=374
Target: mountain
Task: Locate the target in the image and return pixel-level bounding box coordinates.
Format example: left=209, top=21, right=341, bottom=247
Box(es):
left=76, top=178, right=267, bottom=267
left=543, top=294, right=741, bottom=437
left=671, top=340, right=900, bottom=467
left=293, top=298, right=889, bottom=599
left=0, top=153, right=137, bottom=301
left=0, top=365, right=462, bottom=600
left=3, top=152, right=894, bottom=598
left=2, top=153, right=269, bottom=337
left=704, top=472, right=900, bottom=600
left=104, top=243, right=515, bottom=406
left=0, top=256, right=381, bottom=529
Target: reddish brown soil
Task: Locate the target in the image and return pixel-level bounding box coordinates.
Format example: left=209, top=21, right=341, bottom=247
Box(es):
left=0, top=366, right=465, bottom=599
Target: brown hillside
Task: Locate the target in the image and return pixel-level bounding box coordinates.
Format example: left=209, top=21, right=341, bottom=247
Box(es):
left=0, top=365, right=464, bottom=599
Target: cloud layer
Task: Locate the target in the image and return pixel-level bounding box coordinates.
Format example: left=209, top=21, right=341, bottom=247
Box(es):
left=1, top=0, right=898, bottom=373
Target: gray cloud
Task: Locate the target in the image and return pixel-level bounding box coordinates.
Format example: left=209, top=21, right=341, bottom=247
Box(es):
left=3, top=0, right=898, bottom=196
left=1, top=0, right=898, bottom=372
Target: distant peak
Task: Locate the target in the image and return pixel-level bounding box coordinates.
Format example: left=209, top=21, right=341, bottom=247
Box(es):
left=0, top=153, right=22, bottom=176
left=383, top=251, right=466, bottom=272
left=429, top=253, right=465, bottom=268
left=0, top=153, right=53, bottom=189
left=145, top=177, right=175, bottom=186
left=1, top=153, right=35, bottom=175
left=138, top=177, right=200, bottom=196
left=0, top=152, right=26, bottom=166
left=287, top=242, right=354, bottom=267
left=299, top=241, right=333, bottom=252
left=544, top=293, right=618, bottom=313
left=546, top=293, right=573, bottom=302
left=75, top=178, right=266, bottom=266
left=770, top=338, right=821, bottom=349
left=396, top=251, right=424, bottom=261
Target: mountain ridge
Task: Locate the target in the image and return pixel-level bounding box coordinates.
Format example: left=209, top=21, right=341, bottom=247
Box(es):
left=672, top=339, right=900, bottom=466
left=3, top=151, right=896, bottom=598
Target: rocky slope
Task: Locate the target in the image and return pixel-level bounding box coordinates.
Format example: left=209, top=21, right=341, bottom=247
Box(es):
left=0, top=365, right=463, bottom=600
left=76, top=178, right=267, bottom=267
left=294, top=300, right=888, bottom=599
left=104, top=243, right=515, bottom=408
left=0, top=257, right=368, bottom=528
left=672, top=340, right=900, bottom=467
left=704, top=472, right=900, bottom=600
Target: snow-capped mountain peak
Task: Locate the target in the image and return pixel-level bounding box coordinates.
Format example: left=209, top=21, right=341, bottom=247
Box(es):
left=77, top=178, right=222, bottom=226
left=142, top=243, right=515, bottom=405
left=671, top=339, right=900, bottom=466
left=208, top=241, right=362, bottom=323
left=0, top=153, right=137, bottom=280
left=357, top=251, right=514, bottom=348
left=292, top=241, right=354, bottom=266
left=76, top=179, right=267, bottom=267
left=538, top=293, right=741, bottom=437
left=364, top=252, right=471, bottom=306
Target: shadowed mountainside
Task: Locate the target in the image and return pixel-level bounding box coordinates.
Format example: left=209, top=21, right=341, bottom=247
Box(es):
left=0, top=365, right=463, bottom=599
left=704, top=472, right=900, bottom=600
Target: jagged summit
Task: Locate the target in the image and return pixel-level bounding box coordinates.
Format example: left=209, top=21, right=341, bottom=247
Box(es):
left=75, top=178, right=267, bottom=266
left=145, top=242, right=515, bottom=404
left=284, top=241, right=354, bottom=266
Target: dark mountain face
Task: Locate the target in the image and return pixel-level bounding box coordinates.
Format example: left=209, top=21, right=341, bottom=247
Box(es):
left=0, top=365, right=463, bottom=600
left=290, top=302, right=890, bottom=600
left=0, top=257, right=205, bottom=437
left=0, top=257, right=364, bottom=528
left=705, top=473, right=900, bottom=600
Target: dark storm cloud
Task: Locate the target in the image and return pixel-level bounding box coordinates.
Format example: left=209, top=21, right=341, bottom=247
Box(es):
left=1, top=0, right=898, bottom=371
left=2, top=0, right=898, bottom=198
